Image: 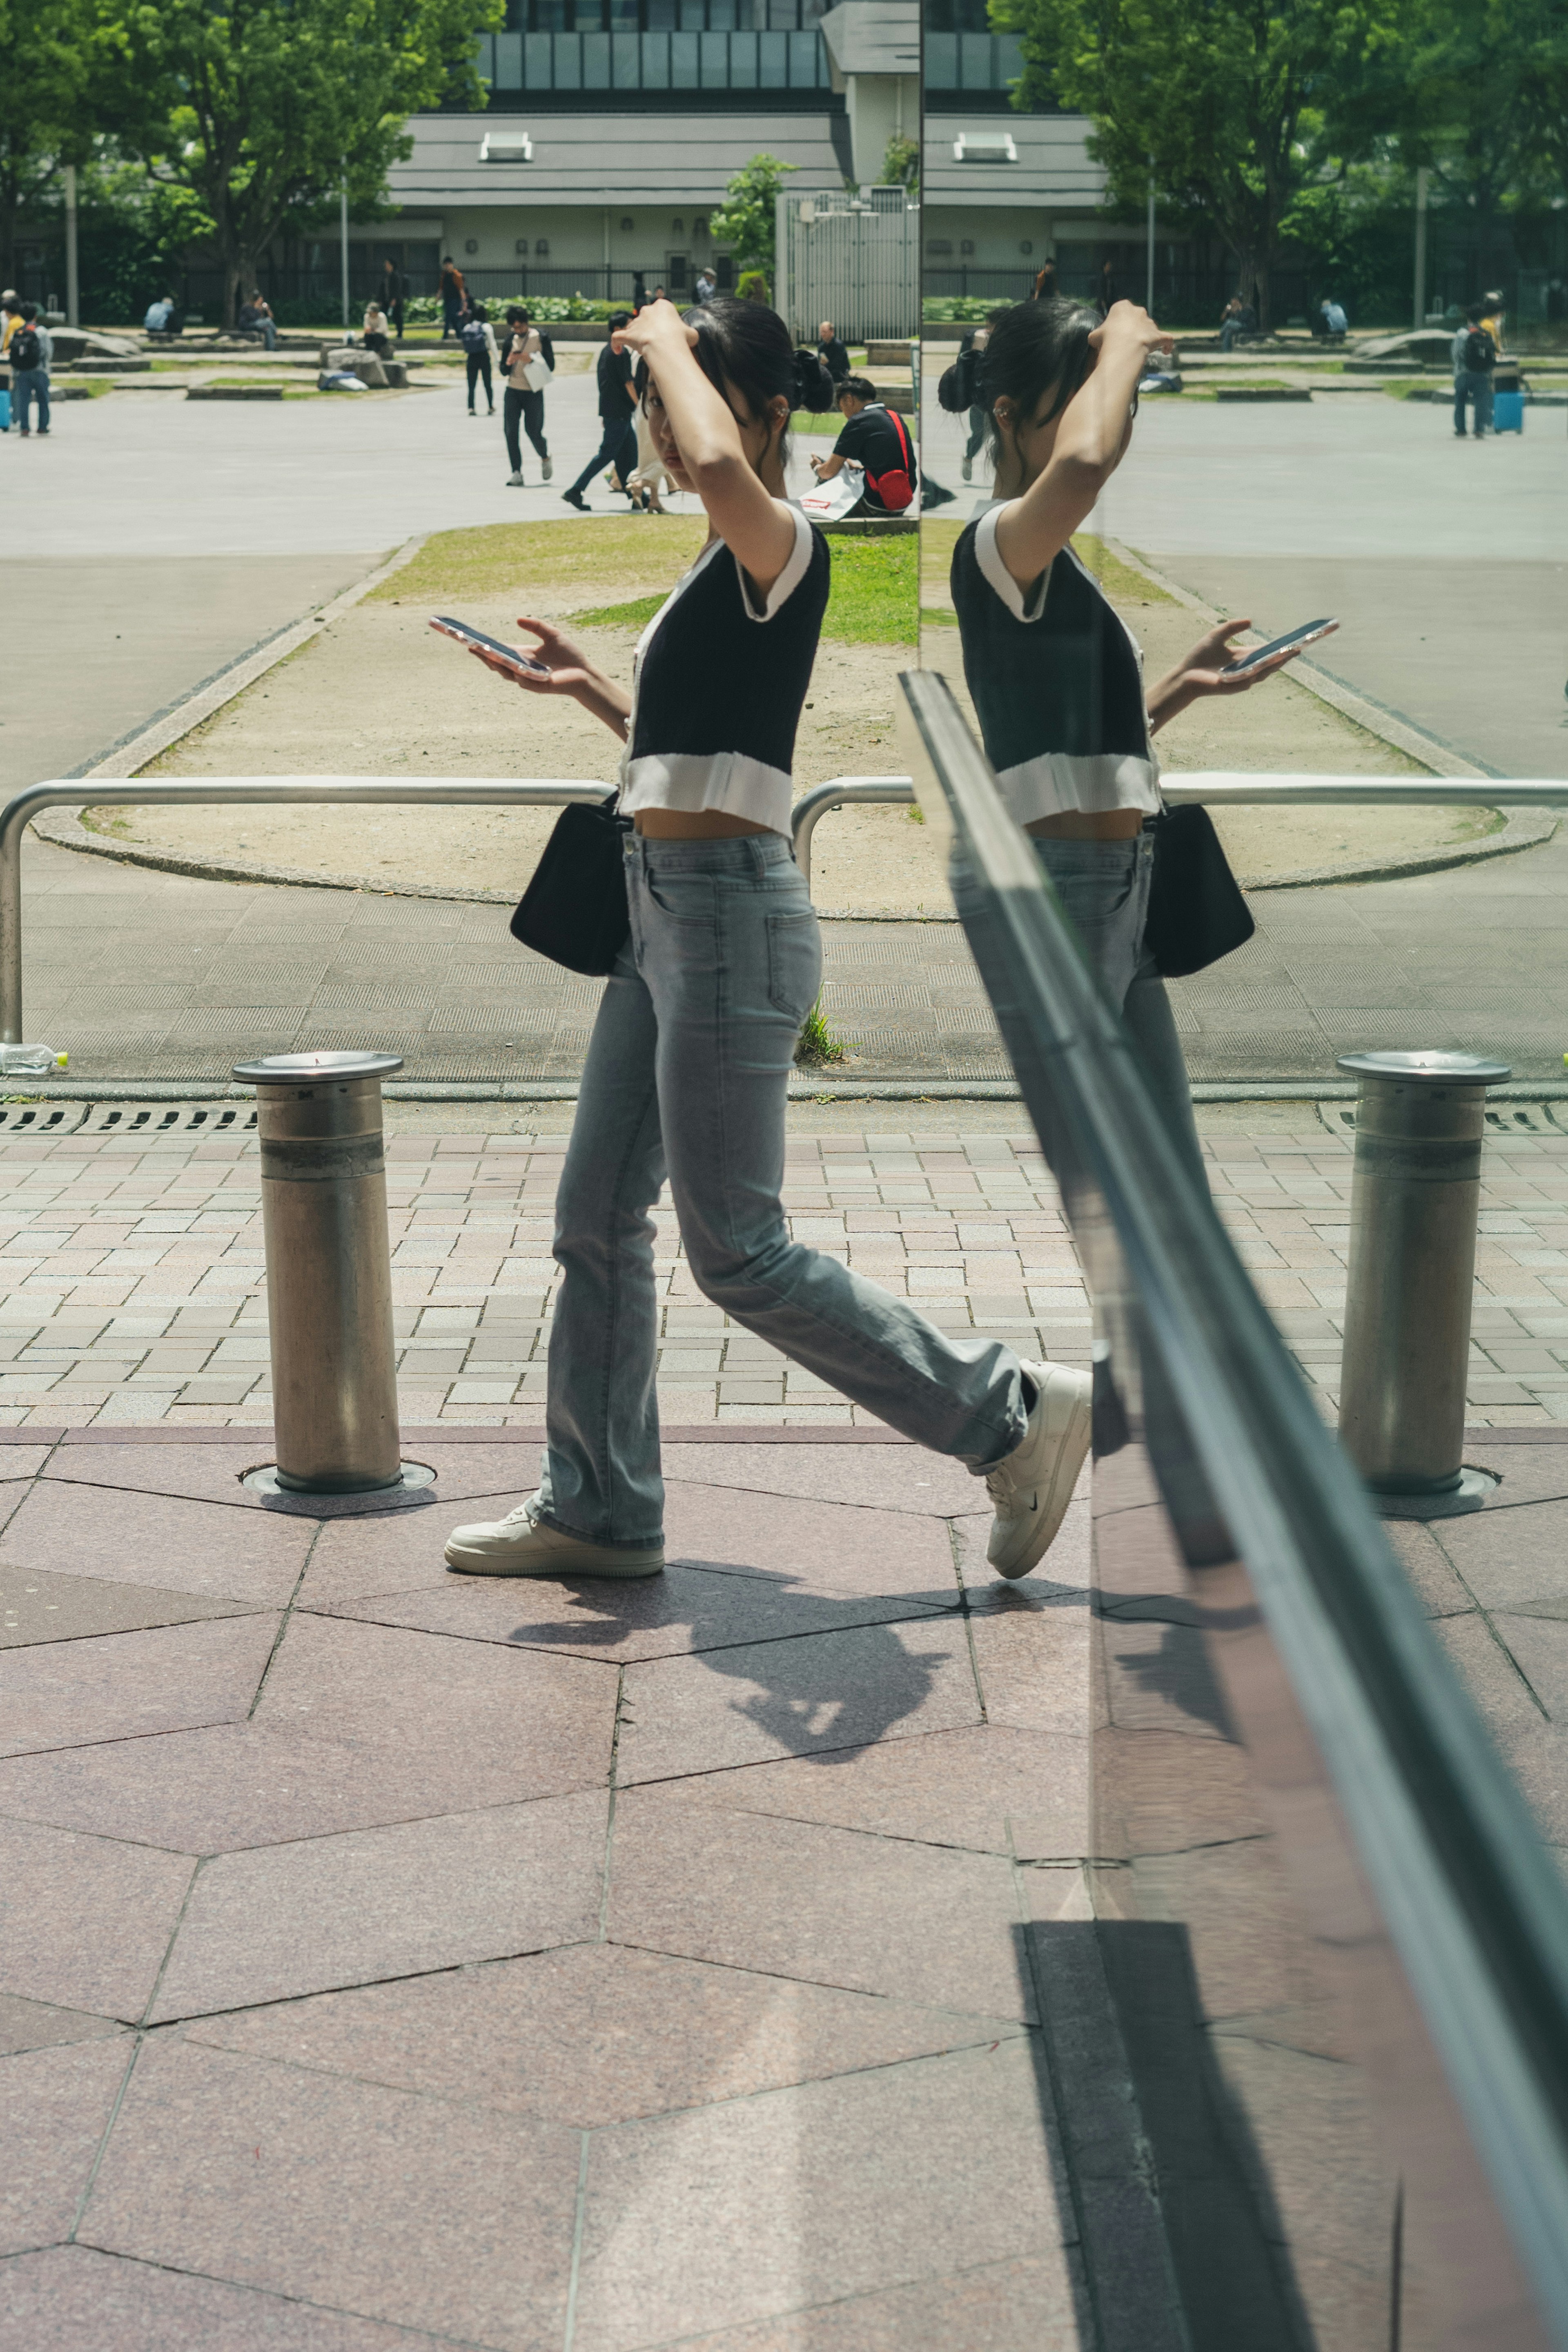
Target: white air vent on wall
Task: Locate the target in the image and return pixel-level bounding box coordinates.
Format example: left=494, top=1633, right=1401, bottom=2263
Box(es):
left=953, top=132, right=1017, bottom=164
left=479, top=130, right=533, bottom=162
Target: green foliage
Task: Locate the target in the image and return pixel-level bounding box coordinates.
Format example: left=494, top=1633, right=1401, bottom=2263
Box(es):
left=707, top=153, right=795, bottom=276
left=0, top=0, right=101, bottom=279
left=403, top=290, right=613, bottom=324
left=571, top=534, right=916, bottom=649
left=882, top=134, right=920, bottom=192
left=992, top=0, right=1383, bottom=324
left=735, top=270, right=771, bottom=305
left=923, top=294, right=1007, bottom=322
left=59, top=156, right=210, bottom=323
left=794, top=998, right=848, bottom=1068
left=97, top=0, right=502, bottom=323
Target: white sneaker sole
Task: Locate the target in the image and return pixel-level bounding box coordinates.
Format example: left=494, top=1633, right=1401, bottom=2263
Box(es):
left=444, top=1530, right=664, bottom=1578
left=989, top=1366, right=1092, bottom=1579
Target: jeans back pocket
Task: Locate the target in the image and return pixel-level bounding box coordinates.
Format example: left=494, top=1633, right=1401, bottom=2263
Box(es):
left=765, top=909, right=822, bottom=1020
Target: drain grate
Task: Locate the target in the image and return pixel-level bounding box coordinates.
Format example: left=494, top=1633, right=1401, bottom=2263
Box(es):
left=1486, top=1105, right=1558, bottom=1136
left=1318, top=1103, right=1358, bottom=1136
left=0, top=1103, right=85, bottom=1134
left=78, top=1104, right=259, bottom=1136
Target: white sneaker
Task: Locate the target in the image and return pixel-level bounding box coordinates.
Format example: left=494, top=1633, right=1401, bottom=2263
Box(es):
left=506, top=468, right=526, bottom=487
left=444, top=1492, right=664, bottom=1578
left=981, top=1361, right=1092, bottom=1579
left=542, top=456, right=554, bottom=480
left=962, top=455, right=973, bottom=481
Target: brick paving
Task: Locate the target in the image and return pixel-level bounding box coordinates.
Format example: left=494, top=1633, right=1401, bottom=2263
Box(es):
left=0, top=1102, right=1566, bottom=1430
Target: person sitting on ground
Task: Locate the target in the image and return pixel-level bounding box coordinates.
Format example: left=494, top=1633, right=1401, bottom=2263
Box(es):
left=1319, top=296, right=1348, bottom=338
left=808, top=374, right=919, bottom=514
left=362, top=301, right=394, bottom=359
left=816, top=320, right=850, bottom=384
left=143, top=293, right=176, bottom=336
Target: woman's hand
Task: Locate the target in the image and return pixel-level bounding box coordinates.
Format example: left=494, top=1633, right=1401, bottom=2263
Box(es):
left=1146, top=619, right=1303, bottom=733
left=468, top=618, right=632, bottom=740
left=1088, top=300, right=1175, bottom=367
left=622, top=298, right=698, bottom=364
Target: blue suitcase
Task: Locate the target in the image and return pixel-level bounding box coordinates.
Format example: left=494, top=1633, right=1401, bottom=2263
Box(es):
left=1494, top=389, right=1525, bottom=433
left=0, top=388, right=9, bottom=432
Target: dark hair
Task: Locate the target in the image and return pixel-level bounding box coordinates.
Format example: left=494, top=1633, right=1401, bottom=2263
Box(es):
left=470, top=301, right=488, bottom=321
left=633, top=294, right=835, bottom=463
left=21, top=302, right=37, bottom=322
left=937, top=296, right=1098, bottom=462
left=607, top=310, right=632, bottom=331
left=839, top=374, right=878, bottom=403
left=507, top=305, right=530, bottom=325
left=1465, top=302, right=1485, bottom=323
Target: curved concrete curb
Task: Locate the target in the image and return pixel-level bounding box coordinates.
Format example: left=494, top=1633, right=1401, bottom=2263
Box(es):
left=1241, top=806, right=1559, bottom=891
left=34, top=801, right=1557, bottom=908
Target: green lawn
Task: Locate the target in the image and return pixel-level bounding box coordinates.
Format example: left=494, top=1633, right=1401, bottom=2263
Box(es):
left=573, top=532, right=916, bottom=647
left=374, top=516, right=916, bottom=646
left=920, top=519, right=1172, bottom=608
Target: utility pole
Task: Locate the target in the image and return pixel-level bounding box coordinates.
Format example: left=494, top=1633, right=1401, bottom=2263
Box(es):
left=340, top=163, right=350, bottom=332
left=1413, top=166, right=1429, bottom=329
left=64, top=164, right=79, bottom=327
left=1146, top=158, right=1156, bottom=312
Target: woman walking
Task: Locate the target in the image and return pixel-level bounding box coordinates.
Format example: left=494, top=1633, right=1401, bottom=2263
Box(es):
left=939, top=297, right=1302, bottom=1165
left=444, top=295, right=1092, bottom=1583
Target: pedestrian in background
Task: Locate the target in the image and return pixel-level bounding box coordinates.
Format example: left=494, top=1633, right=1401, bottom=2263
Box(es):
left=1318, top=296, right=1348, bottom=337
left=9, top=304, right=51, bottom=436
left=0, top=294, right=21, bottom=356
left=1031, top=260, right=1058, bottom=302
left=362, top=300, right=394, bottom=360
left=1097, top=259, right=1116, bottom=316
left=461, top=302, right=498, bottom=417
left=809, top=374, right=918, bottom=514
left=695, top=265, right=716, bottom=305
left=960, top=321, right=992, bottom=480
left=237, top=291, right=277, bottom=350
left=561, top=310, right=638, bottom=510
left=816, top=321, right=850, bottom=384
left=502, top=304, right=553, bottom=486
left=382, top=258, right=405, bottom=340
left=1454, top=303, right=1496, bottom=438
left=439, top=257, right=466, bottom=341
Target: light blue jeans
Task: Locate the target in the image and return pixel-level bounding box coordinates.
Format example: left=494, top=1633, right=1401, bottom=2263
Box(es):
left=1033, top=832, right=1202, bottom=1176
left=536, top=832, right=1029, bottom=1549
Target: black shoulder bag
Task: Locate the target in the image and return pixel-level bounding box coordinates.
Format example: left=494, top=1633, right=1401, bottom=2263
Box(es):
left=1143, top=804, right=1254, bottom=979
left=510, top=794, right=631, bottom=977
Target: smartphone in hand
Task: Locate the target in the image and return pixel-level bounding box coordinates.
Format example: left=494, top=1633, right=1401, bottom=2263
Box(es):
left=1223, top=618, right=1339, bottom=676
left=430, top=615, right=551, bottom=679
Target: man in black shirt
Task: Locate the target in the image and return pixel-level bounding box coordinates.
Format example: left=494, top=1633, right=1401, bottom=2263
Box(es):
left=808, top=376, right=919, bottom=514
left=817, top=321, right=850, bottom=385
left=563, top=311, right=641, bottom=510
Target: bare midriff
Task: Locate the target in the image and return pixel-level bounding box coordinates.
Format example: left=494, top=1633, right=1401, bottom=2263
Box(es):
left=633, top=809, right=774, bottom=839
left=1025, top=808, right=1145, bottom=842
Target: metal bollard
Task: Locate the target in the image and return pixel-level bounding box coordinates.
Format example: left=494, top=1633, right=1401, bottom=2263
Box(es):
left=1336, top=1050, right=1510, bottom=1518
left=234, top=1050, right=405, bottom=1493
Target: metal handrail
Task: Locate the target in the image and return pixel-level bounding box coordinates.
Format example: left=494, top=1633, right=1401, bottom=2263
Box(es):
left=6, top=767, right=1566, bottom=1042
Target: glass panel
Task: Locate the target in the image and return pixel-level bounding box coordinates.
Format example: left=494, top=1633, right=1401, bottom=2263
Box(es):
left=523, top=27, right=556, bottom=74
left=611, top=29, right=641, bottom=79
left=473, top=31, right=496, bottom=80
left=492, top=29, right=523, bottom=85
left=550, top=28, right=581, bottom=82
left=758, top=27, right=787, bottom=82
left=638, top=28, right=671, bottom=81
left=581, top=28, right=610, bottom=81
left=699, top=29, right=728, bottom=83
left=727, top=27, right=757, bottom=82
left=787, top=27, right=820, bottom=81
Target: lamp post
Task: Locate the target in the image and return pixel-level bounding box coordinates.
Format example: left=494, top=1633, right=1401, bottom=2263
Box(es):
left=1413, top=165, right=1430, bottom=329
left=1146, top=157, right=1156, bottom=312
left=340, top=161, right=350, bottom=332
left=64, top=164, right=79, bottom=328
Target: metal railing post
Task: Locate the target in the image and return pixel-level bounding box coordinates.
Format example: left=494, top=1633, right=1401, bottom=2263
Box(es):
left=235, top=1049, right=405, bottom=1494
left=1336, top=1049, right=1512, bottom=1519
left=790, top=777, right=914, bottom=889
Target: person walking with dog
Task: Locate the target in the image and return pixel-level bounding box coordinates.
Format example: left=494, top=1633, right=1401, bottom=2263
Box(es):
left=441, top=293, right=1091, bottom=1585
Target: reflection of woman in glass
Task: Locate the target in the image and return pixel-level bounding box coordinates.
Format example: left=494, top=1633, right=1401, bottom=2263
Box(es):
left=940, top=299, right=1302, bottom=1165
left=443, top=297, right=1093, bottom=1586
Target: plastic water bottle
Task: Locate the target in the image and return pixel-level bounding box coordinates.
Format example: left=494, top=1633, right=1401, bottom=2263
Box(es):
left=0, top=1045, right=67, bottom=1076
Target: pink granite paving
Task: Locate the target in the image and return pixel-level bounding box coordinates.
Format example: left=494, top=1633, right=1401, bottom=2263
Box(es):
left=0, top=1418, right=1094, bottom=2348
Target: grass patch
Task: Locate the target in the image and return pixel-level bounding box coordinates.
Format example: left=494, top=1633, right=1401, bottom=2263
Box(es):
left=571, top=530, right=915, bottom=647
left=920, top=519, right=1171, bottom=609
left=383, top=517, right=914, bottom=645
left=794, top=997, right=848, bottom=1067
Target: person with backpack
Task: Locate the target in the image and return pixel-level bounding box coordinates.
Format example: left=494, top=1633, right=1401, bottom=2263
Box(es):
left=502, top=304, right=553, bottom=486
left=9, top=304, right=51, bottom=437
left=1454, top=304, right=1496, bottom=438
left=441, top=294, right=1092, bottom=1587
left=561, top=311, right=639, bottom=510
left=460, top=302, right=499, bottom=418
left=808, top=375, right=918, bottom=514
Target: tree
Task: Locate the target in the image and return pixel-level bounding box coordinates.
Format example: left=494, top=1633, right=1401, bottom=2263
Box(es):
left=882, top=133, right=920, bottom=193
left=993, top=0, right=1384, bottom=325
left=0, top=0, right=99, bottom=288
left=100, top=0, right=501, bottom=324
left=707, top=153, right=796, bottom=279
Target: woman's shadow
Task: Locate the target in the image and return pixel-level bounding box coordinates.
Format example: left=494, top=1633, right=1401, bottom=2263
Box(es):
left=506, top=1553, right=966, bottom=1764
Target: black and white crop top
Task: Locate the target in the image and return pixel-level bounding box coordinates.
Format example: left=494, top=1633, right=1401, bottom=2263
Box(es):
left=618, top=503, right=829, bottom=837
left=950, top=503, right=1160, bottom=826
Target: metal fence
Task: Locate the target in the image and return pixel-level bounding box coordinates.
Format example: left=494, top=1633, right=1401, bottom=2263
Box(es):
left=7, top=769, right=1567, bottom=1041
left=775, top=187, right=920, bottom=345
